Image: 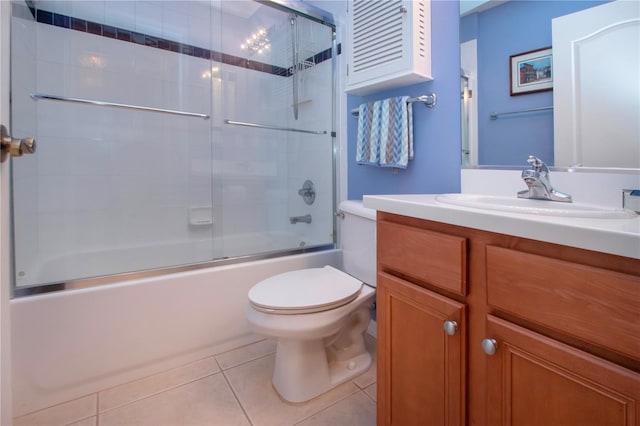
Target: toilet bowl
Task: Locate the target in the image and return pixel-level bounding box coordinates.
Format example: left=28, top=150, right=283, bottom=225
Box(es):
left=246, top=200, right=377, bottom=403
left=247, top=266, right=375, bottom=402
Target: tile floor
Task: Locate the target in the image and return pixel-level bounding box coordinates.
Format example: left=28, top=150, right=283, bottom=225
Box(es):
left=13, top=335, right=377, bottom=426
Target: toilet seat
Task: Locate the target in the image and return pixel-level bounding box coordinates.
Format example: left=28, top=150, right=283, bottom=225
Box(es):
left=248, top=266, right=363, bottom=314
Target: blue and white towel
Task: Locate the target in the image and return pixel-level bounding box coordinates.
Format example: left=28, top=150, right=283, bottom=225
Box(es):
left=355, top=101, right=379, bottom=165
left=355, top=96, right=413, bottom=168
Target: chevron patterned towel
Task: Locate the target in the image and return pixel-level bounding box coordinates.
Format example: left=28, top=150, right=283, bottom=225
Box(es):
left=379, top=96, right=412, bottom=168
left=356, top=101, right=380, bottom=165
left=355, top=96, right=413, bottom=168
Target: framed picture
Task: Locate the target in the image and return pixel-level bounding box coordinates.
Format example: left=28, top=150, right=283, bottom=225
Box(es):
left=510, top=47, right=553, bottom=96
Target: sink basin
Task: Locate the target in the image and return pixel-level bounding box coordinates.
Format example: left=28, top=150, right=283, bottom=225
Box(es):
left=435, top=194, right=637, bottom=219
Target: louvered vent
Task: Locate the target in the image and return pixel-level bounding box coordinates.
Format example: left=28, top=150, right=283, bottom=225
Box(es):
left=346, top=0, right=431, bottom=94
left=417, top=0, right=426, bottom=58
left=352, top=0, right=404, bottom=73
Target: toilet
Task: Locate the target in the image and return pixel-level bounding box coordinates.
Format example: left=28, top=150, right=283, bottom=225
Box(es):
left=246, top=200, right=376, bottom=403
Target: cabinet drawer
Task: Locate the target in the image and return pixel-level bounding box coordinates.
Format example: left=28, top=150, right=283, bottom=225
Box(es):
left=378, top=220, right=467, bottom=295
left=486, top=245, right=640, bottom=361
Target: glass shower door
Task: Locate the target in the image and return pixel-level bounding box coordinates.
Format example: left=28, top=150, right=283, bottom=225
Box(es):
left=9, top=0, right=336, bottom=292
left=217, top=2, right=336, bottom=258
left=10, top=0, right=218, bottom=289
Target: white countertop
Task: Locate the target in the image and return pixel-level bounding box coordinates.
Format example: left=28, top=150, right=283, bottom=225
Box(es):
left=363, top=194, right=640, bottom=260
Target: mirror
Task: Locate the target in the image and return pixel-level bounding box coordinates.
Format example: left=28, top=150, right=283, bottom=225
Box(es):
left=460, top=0, right=639, bottom=169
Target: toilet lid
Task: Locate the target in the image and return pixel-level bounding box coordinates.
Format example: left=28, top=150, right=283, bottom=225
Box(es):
left=248, top=266, right=363, bottom=314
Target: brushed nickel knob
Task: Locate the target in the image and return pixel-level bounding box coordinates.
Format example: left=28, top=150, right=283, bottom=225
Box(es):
left=1, top=125, right=36, bottom=162
left=443, top=320, right=458, bottom=336
left=482, top=338, right=498, bottom=356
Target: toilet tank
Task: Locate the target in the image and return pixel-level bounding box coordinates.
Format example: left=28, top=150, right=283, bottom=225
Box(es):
left=338, top=200, right=377, bottom=287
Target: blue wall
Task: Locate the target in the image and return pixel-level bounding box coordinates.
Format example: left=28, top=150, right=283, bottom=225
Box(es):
left=461, top=1, right=608, bottom=166
left=347, top=0, right=462, bottom=200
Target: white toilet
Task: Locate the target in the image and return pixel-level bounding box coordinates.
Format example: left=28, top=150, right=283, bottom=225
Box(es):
left=246, top=200, right=376, bottom=403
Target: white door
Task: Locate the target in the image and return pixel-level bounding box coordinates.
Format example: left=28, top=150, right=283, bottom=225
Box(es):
left=0, top=2, right=12, bottom=423
left=553, top=0, right=640, bottom=168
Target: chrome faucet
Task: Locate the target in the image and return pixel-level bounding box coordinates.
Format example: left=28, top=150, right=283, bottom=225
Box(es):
left=518, top=155, right=572, bottom=202
left=290, top=214, right=312, bottom=224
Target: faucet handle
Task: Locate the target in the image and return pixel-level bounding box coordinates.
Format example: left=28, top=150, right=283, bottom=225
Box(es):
left=526, top=155, right=549, bottom=175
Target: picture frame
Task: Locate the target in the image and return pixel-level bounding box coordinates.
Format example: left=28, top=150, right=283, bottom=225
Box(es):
left=510, top=47, right=553, bottom=96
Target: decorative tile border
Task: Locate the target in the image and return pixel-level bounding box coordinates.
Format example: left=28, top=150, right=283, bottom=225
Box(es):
left=22, top=3, right=336, bottom=77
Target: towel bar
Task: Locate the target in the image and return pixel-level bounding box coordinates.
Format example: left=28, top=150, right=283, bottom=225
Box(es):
left=490, top=106, right=553, bottom=120
left=351, top=94, right=436, bottom=117
left=224, top=119, right=327, bottom=135
left=31, top=94, right=210, bottom=119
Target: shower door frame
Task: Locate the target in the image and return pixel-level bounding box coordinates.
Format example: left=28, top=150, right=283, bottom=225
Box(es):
left=9, top=0, right=339, bottom=297
left=1, top=1, right=14, bottom=421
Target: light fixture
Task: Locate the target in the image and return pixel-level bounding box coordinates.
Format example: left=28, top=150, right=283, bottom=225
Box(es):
left=241, top=28, right=270, bottom=55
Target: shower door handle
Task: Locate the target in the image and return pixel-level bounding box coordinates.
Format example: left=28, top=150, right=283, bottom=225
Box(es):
left=1, top=125, right=36, bottom=163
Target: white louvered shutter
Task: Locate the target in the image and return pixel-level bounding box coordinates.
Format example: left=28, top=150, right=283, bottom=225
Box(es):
left=346, top=0, right=432, bottom=95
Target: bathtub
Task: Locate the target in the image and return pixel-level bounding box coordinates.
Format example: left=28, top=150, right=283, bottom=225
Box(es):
left=10, top=248, right=341, bottom=417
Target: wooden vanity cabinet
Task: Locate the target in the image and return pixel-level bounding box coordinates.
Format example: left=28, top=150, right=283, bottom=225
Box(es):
left=377, top=272, right=466, bottom=426
left=376, top=216, right=469, bottom=426
left=376, top=212, right=640, bottom=426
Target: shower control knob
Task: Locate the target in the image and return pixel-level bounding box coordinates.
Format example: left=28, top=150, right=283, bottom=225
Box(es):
left=443, top=320, right=458, bottom=336
left=481, top=338, right=498, bottom=356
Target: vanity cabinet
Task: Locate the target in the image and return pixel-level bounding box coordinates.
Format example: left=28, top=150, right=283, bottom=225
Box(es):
left=376, top=212, right=640, bottom=426
left=377, top=220, right=467, bottom=425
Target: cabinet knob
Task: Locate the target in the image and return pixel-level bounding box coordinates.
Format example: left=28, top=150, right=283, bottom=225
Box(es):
left=481, top=338, right=498, bottom=356
left=443, top=320, right=458, bottom=336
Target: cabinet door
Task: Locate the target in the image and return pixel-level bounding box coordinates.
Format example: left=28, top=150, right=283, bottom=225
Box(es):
left=485, top=315, right=640, bottom=426
left=377, top=272, right=466, bottom=426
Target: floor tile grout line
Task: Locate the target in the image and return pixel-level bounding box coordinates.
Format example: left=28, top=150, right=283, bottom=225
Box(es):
left=96, top=370, right=225, bottom=416
left=216, top=349, right=277, bottom=372
left=13, top=393, right=97, bottom=424
left=290, top=384, right=363, bottom=426
left=95, top=352, right=223, bottom=398
left=95, top=391, right=101, bottom=426
left=361, top=387, right=377, bottom=404
left=64, top=413, right=97, bottom=426
left=352, top=376, right=376, bottom=391
left=220, top=368, right=255, bottom=426
left=23, top=341, right=273, bottom=420
left=214, top=338, right=268, bottom=358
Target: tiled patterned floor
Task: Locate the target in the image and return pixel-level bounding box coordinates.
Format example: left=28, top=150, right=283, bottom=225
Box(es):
left=13, top=335, right=377, bottom=426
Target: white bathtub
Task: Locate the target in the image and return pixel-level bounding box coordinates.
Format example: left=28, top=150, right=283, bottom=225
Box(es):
left=10, top=248, right=341, bottom=417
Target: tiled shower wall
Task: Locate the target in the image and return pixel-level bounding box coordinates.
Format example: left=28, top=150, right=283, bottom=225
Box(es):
left=10, top=1, right=334, bottom=287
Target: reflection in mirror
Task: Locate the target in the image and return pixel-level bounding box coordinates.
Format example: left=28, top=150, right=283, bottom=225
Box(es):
left=460, top=0, right=639, bottom=169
